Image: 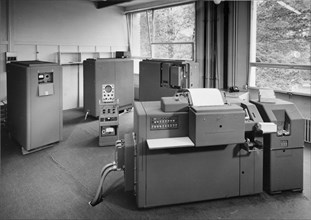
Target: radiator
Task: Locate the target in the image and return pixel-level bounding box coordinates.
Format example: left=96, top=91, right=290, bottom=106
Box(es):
left=305, top=119, right=311, bottom=143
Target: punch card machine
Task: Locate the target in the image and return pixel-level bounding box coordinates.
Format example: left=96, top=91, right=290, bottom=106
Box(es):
left=90, top=88, right=279, bottom=208
left=251, top=98, right=304, bottom=194
left=98, top=84, right=119, bottom=146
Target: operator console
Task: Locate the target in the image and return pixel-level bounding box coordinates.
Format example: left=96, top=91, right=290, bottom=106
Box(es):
left=98, top=84, right=119, bottom=146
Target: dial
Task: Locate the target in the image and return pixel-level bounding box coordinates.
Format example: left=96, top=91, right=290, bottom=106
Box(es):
left=105, top=85, right=112, bottom=93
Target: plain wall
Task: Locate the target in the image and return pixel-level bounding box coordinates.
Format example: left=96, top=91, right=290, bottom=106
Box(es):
left=12, top=0, right=127, bottom=46
left=0, top=0, right=8, bottom=101
left=1, top=0, right=128, bottom=109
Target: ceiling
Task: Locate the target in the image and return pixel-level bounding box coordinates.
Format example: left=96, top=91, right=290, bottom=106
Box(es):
left=90, top=0, right=158, bottom=9
left=117, top=0, right=158, bottom=7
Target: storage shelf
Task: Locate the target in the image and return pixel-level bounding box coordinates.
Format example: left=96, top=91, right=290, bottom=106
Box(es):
left=61, top=62, right=82, bottom=65
left=57, top=51, right=112, bottom=65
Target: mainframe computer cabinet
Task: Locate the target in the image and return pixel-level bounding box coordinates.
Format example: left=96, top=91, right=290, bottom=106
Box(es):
left=83, top=58, right=134, bottom=117
left=7, top=61, right=63, bottom=154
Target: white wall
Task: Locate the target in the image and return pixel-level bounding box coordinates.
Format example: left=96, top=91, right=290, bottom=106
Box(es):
left=12, top=0, right=127, bottom=46
left=2, top=0, right=128, bottom=109
left=0, top=0, right=8, bottom=101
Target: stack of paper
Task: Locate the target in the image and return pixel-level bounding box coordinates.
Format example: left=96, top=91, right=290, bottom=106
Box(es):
left=257, top=122, right=277, bottom=134
left=259, top=88, right=276, bottom=103
left=188, top=88, right=224, bottom=107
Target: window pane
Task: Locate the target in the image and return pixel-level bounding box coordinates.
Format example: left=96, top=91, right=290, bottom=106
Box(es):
left=152, top=44, right=193, bottom=60
left=153, top=4, right=195, bottom=43
left=131, top=12, right=151, bottom=57
left=256, top=0, right=311, bottom=65
left=255, top=67, right=311, bottom=95
left=147, top=10, right=153, bottom=43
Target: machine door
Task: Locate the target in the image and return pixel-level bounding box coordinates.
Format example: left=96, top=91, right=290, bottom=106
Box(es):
left=29, top=66, right=62, bottom=150
left=269, top=148, right=303, bottom=192
left=239, top=147, right=263, bottom=196
left=143, top=144, right=240, bottom=207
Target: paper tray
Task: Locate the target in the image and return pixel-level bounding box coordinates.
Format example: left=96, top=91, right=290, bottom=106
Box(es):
left=147, top=137, right=194, bottom=150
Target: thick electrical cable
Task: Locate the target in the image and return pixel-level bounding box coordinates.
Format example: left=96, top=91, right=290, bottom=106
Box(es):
left=100, top=162, right=116, bottom=177
left=89, top=164, right=118, bottom=207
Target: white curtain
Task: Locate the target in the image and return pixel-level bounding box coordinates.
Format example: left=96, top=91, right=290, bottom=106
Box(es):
left=126, top=13, right=133, bottom=56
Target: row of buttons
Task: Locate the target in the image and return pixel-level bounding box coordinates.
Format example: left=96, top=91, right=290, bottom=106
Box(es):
left=101, top=108, right=116, bottom=115
left=151, top=124, right=178, bottom=129
left=150, top=116, right=178, bottom=130
left=152, top=119, right=176, bottom=124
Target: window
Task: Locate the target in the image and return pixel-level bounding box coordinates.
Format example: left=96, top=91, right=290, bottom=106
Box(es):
left=130, top=11, right=152, bottom=58
left=250, top=0, right=311, bottom=95
left=127, top=3, right=196, bottom=73
left=152, top=5, right=195, bottom=60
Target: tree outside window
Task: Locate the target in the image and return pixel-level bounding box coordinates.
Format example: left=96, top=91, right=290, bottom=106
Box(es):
left=250, top=0, right=311, bottom=95
left=128, top=3, right=195, bottom=73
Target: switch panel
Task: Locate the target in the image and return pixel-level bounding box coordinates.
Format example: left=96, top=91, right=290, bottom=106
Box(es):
left=150, top=116, right=179, bottom=130
left=100, top=105, right=117, bottom=116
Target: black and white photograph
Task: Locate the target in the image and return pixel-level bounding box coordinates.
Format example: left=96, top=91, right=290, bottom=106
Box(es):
left=0, top=0, right=310, bottom=219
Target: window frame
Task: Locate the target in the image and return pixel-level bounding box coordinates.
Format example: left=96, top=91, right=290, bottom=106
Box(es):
left=249, top=0, right=311, bottom=96
left=127, top=2, right=196, bottom=62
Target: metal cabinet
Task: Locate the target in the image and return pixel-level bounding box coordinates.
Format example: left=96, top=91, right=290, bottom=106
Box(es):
left=83, top=58, right=134, bottom=117
left=7, top=61, right=63, bottom=153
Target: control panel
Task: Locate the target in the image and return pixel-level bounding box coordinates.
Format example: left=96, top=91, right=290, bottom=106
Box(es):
left=102, top=84, right=115, bottom=103
left=100, top=105, right=117, bottom=115
left=150, top=116, right=179, bottom=130
left=38, top=72, right=54, bottom=96
left=38, top=72, right=53, bottom=84
left=99, top=84, right=119, bottom=146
